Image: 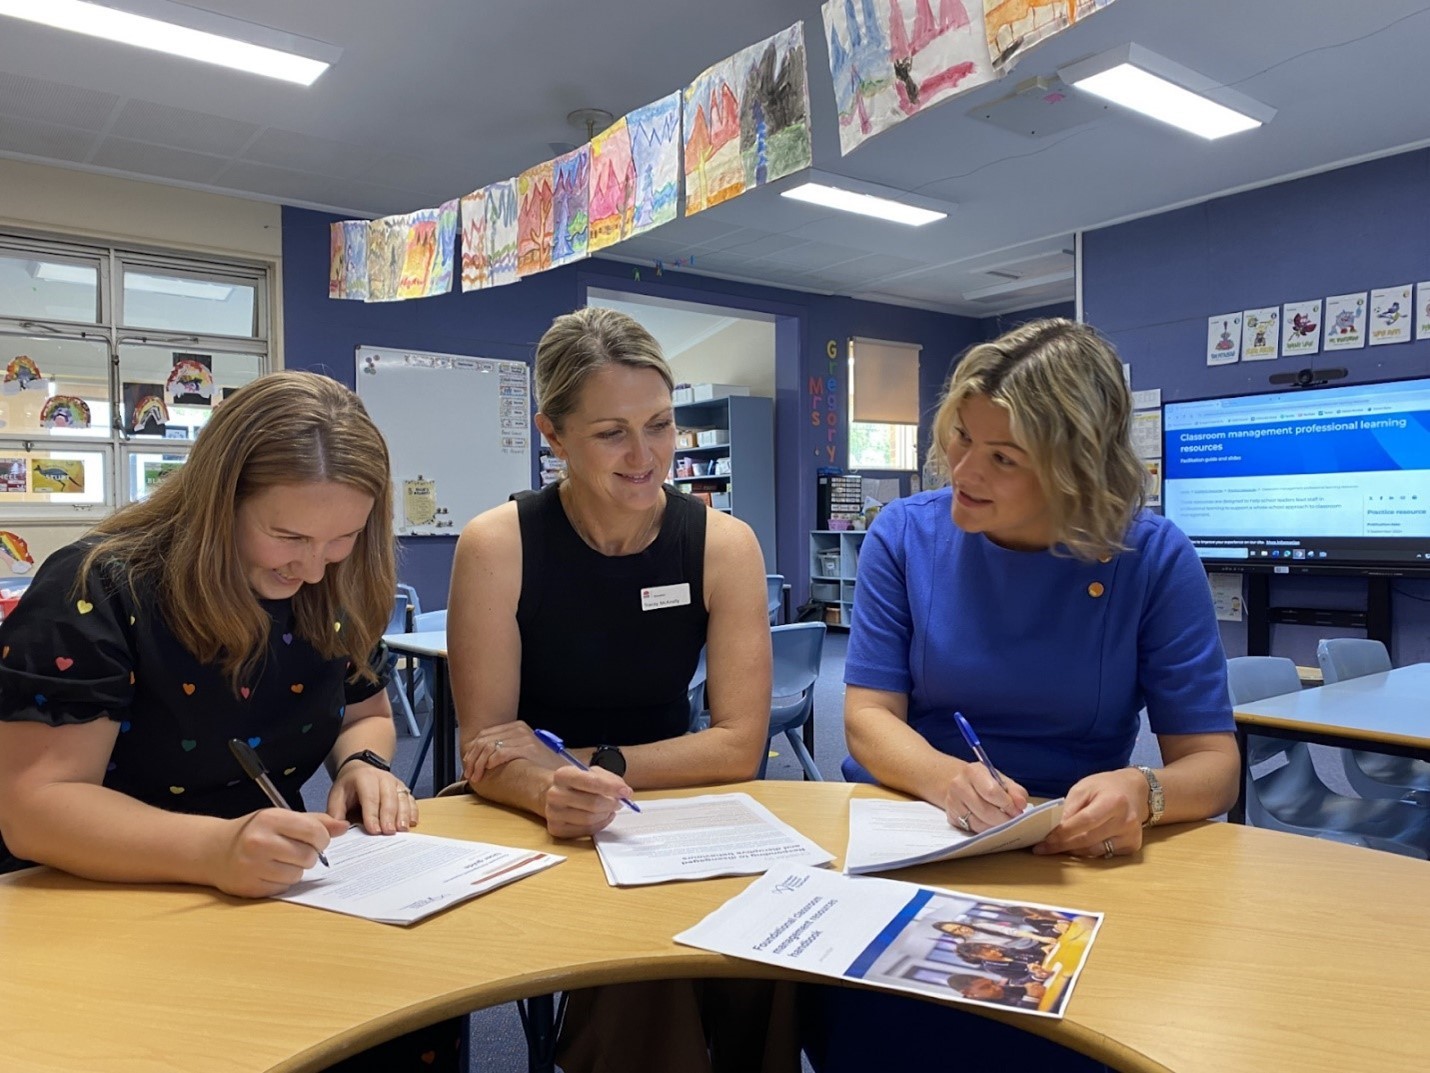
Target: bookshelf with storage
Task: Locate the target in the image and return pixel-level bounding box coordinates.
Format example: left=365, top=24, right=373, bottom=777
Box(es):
left=809, top=529, right=866, bottom=628
left=671, top=395, right=775, bottom=571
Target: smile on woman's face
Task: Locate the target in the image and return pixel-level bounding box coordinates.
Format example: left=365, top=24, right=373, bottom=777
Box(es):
left=235, top=482, right=373, bottom=599
left=945, top=394, right=1052, bottom=552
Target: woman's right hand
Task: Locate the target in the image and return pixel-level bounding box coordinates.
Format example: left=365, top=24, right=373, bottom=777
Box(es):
left=210, top=809, right=351, bottom=898
left=944, top=761, right=1029, bottom=833
left=541, top=765, right=635, bottom=839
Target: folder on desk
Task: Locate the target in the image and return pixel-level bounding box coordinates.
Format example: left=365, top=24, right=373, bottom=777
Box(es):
left=843, top=798, right=1065, bottom=875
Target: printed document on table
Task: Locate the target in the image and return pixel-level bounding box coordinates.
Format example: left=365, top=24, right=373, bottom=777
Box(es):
left=843, top=798, right=1064, bottom=875
left=275, top=828, right=563, bottom=925
left=592, top=793, right=835, bottom=886
left=676, top=864, right=1102, bottom=1019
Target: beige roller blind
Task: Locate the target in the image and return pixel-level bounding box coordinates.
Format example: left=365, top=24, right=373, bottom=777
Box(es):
left=850, top=337, right=921, bottom=423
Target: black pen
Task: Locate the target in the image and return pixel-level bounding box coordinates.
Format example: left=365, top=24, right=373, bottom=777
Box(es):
left=227, top=738, right=330, bottom=867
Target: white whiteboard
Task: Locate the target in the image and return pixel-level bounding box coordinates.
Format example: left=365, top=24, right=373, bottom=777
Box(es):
left=355, top=345, right=532, bottom=536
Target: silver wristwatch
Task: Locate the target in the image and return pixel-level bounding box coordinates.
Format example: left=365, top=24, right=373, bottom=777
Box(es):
left=1135, top=765, right=1164, bottom=827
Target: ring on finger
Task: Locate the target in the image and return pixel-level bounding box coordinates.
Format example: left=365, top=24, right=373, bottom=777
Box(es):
left=1102, top=838, right=1115, bottom=859
left=956, top=810, right=973, bottom=832
left=493, top=740, right=505, bottom=749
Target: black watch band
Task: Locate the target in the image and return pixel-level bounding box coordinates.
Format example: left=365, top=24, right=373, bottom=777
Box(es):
left=590, top=744, right=626, bottom=778
left=337, top=749, right=391, bottom=773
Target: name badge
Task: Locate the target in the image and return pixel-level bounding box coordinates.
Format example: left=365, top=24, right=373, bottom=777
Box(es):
left=640, top=583, right=691, bottom=611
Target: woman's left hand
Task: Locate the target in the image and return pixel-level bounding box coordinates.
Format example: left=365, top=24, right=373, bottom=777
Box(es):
left=461, top=719, right=561, bottom=785
left=1032, top=767, right=1147, bottom=858
left=327, top=762, right=420, bottom=835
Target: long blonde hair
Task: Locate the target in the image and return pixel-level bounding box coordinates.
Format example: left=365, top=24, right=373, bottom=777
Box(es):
left=929, top=319, right=1145, bottom=561
left=81, top=371, right=396, bottom=689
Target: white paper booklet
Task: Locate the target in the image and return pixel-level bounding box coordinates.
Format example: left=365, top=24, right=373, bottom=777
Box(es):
left=591, top=793, right=835, bottom=886
left=843, top=798, right=1065, bottom=875
left=676, top=864, right=1102, bottom=1019
left=275, top=828, right=563, bottom=925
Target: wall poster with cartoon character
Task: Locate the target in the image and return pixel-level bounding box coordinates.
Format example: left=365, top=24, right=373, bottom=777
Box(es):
left=1368, top=285, right=1413, bottom=346
left=1281, top=299, right=1322, bottom=356
left=1417, top=282, right=1430, bottom=342
left=1206, top=312, right=1242, bottom=366
left=1241, top=307, right=1279, bottom=361
left=1323, top=293, right=1367, bottom=351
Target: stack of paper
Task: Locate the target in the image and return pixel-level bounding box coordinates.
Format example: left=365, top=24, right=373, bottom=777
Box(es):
left=843, top=798, right=1064, bottom=875
left=276, top=828, right=563, bottom=925
left=592, top=793, right=835, bottom=886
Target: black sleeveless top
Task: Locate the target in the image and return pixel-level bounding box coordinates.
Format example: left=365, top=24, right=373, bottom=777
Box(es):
left=515, top=482, right=708, bottom=747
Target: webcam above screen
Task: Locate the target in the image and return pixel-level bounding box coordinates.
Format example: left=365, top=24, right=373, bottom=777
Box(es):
left=1161, top=375, right=1430, bottom=576
left=1268, top=366, right=1348, bottom=389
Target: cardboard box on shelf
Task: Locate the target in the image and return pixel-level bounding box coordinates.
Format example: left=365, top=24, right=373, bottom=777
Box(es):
left=696, top=429, right=730, bottom=447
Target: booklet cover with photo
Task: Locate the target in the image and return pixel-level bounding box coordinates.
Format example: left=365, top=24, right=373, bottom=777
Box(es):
left=676, top=864, right=1101, bottom=1018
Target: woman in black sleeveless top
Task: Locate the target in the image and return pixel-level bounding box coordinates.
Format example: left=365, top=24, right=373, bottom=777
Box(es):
left=449, top=306, right=771, bottom=836
left=447, top=308, right=791, bottom=1073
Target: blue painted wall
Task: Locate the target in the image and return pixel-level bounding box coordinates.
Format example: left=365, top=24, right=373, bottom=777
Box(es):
left=1082, top=149, right=1430, bottom=665
left=281, top=205, right=976, bottom=609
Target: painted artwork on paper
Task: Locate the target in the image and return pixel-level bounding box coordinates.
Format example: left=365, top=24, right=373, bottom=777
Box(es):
left=738, top=22, right=812, bottom=190
left=486, top=178, right=520, bottom=287
left=427, top=199, right=459, bottom=296
left=823, top=0, right=996, bottom=155
left=552, top=146, right=591, bottom=267
left=517, top=162, right=555, bottom=277
left=329, top=222, right=345, bottom=298
left=589, top=118, right=636, bottom=251
left=366, top=215, right=405, bottom=302
left=684, top=56, right=745, bottom=214
left=984, top=0, right=1075, bottom=69
left=341, top=221, right=368, bottom=300
left=396, top=209, right=440, bottom=299
left=460, top=188, right=488, bottom=291
left=628, top=93, right=681, bottom=235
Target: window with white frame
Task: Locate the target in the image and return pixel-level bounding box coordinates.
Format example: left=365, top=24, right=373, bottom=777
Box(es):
left=0, top=231, right=271, bottom=578
left=848, top=337, right=920, bottom=470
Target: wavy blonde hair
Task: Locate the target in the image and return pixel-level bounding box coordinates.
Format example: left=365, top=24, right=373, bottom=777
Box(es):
left=81, top=371, right=396, bottom=690
left=929, top=318, right=1144, bottom=561
left=535, top=307, right=674, bottom=430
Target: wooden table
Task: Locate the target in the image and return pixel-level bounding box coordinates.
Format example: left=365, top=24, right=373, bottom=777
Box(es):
left=1, top=782, right=1427, bottom=1073
left=383, top=630, right=454, bottom=787
left=1231, top=662, right=1430, bottom=822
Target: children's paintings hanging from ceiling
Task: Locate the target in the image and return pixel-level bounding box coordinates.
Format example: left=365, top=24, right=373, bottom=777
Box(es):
left=517, top=162, right=556, bottom=278
left=365, top=215, right=404, bottom=302
left=984, top=0, right=1075, bottom=69
left=341, top=221, right=368, bottom=301
left=628, top=92, right=681, bottom=235
left=396, top=209, right=439, bottom=299
left=822, top=0, right=997, bottom=155
left=486, top=178, right=520, bottom=287
left=589, top=118, right=636, bottom=252
left=427, top=199, right=459, bottom=296
left=740, top=22, right=812, bottom=191
left=460, top=187, right=489, bottom=291
left=683, top=56, right=744, bottom=215
left=551, top=145, right=591, bottom=267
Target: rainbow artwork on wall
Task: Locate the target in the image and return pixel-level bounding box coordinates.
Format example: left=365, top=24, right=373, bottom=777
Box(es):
left=0, top=530, right=34, bottom=574
left=2, top=355, right=44, bottom=393
left=167, top=357, right=214, bottom=404
left=39, top=396, right=91, bottom=430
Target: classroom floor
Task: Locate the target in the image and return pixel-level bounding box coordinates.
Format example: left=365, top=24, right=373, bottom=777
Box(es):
left=300, top=629, right=1356, bottom=1071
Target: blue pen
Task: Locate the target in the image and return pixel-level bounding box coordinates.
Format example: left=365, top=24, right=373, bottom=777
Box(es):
left=534, top=729, right=641, bottom=813
left=952, top=711, right=1010, bottom=794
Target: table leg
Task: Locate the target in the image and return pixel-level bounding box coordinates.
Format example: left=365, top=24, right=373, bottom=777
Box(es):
left=518, top=992, right=564, bottom=1073
left=431, top=659, right=456, bottom=790
left=1229, top=723, right=1249, bottom=824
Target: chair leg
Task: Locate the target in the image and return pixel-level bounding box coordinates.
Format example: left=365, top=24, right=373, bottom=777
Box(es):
left=388, top=672, right=420, bottom=737
left=784, top=729, right=824, bottom=781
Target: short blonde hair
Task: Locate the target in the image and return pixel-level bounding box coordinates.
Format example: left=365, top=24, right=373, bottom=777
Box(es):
left=534, top=307, right=674, bottom=429
left=929, top=319, right=1144, bottom=561
left=82, top=371, right=396, bottom=690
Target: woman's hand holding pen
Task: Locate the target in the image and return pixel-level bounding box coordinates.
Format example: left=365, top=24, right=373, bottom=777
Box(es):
left=542, top=765, right=635, bottom=839
left=327, top=762, right=419, bottom=835
left=210, top=810, right=350, bottom=898
left=944, top=761, right=1027, bottom=834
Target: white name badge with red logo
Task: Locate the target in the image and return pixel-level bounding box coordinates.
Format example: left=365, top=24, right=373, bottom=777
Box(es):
left=640, top=583, right=691, bottom=611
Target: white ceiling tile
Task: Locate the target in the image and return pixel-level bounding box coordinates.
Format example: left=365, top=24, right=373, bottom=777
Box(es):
left=243, top=128, right=374, bottom=176
left=89, top=138, right=230, bottom=184
left=0, top=115, right=97, bottom=163
left=108, top=99, right=260, bottom=157
left=0, top=70, right=117, bottom=131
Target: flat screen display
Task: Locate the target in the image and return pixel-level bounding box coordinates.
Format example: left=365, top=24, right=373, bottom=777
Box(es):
left=1161, top=376, right=1430, bottom=574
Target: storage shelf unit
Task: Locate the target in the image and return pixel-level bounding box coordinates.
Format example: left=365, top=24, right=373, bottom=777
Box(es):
left=673, top=396, right=775, bottom=571
left=809, top=529, right=866, bottom=628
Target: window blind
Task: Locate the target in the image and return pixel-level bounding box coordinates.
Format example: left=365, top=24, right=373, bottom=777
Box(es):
left=850, top=337, right=921, bottom=424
